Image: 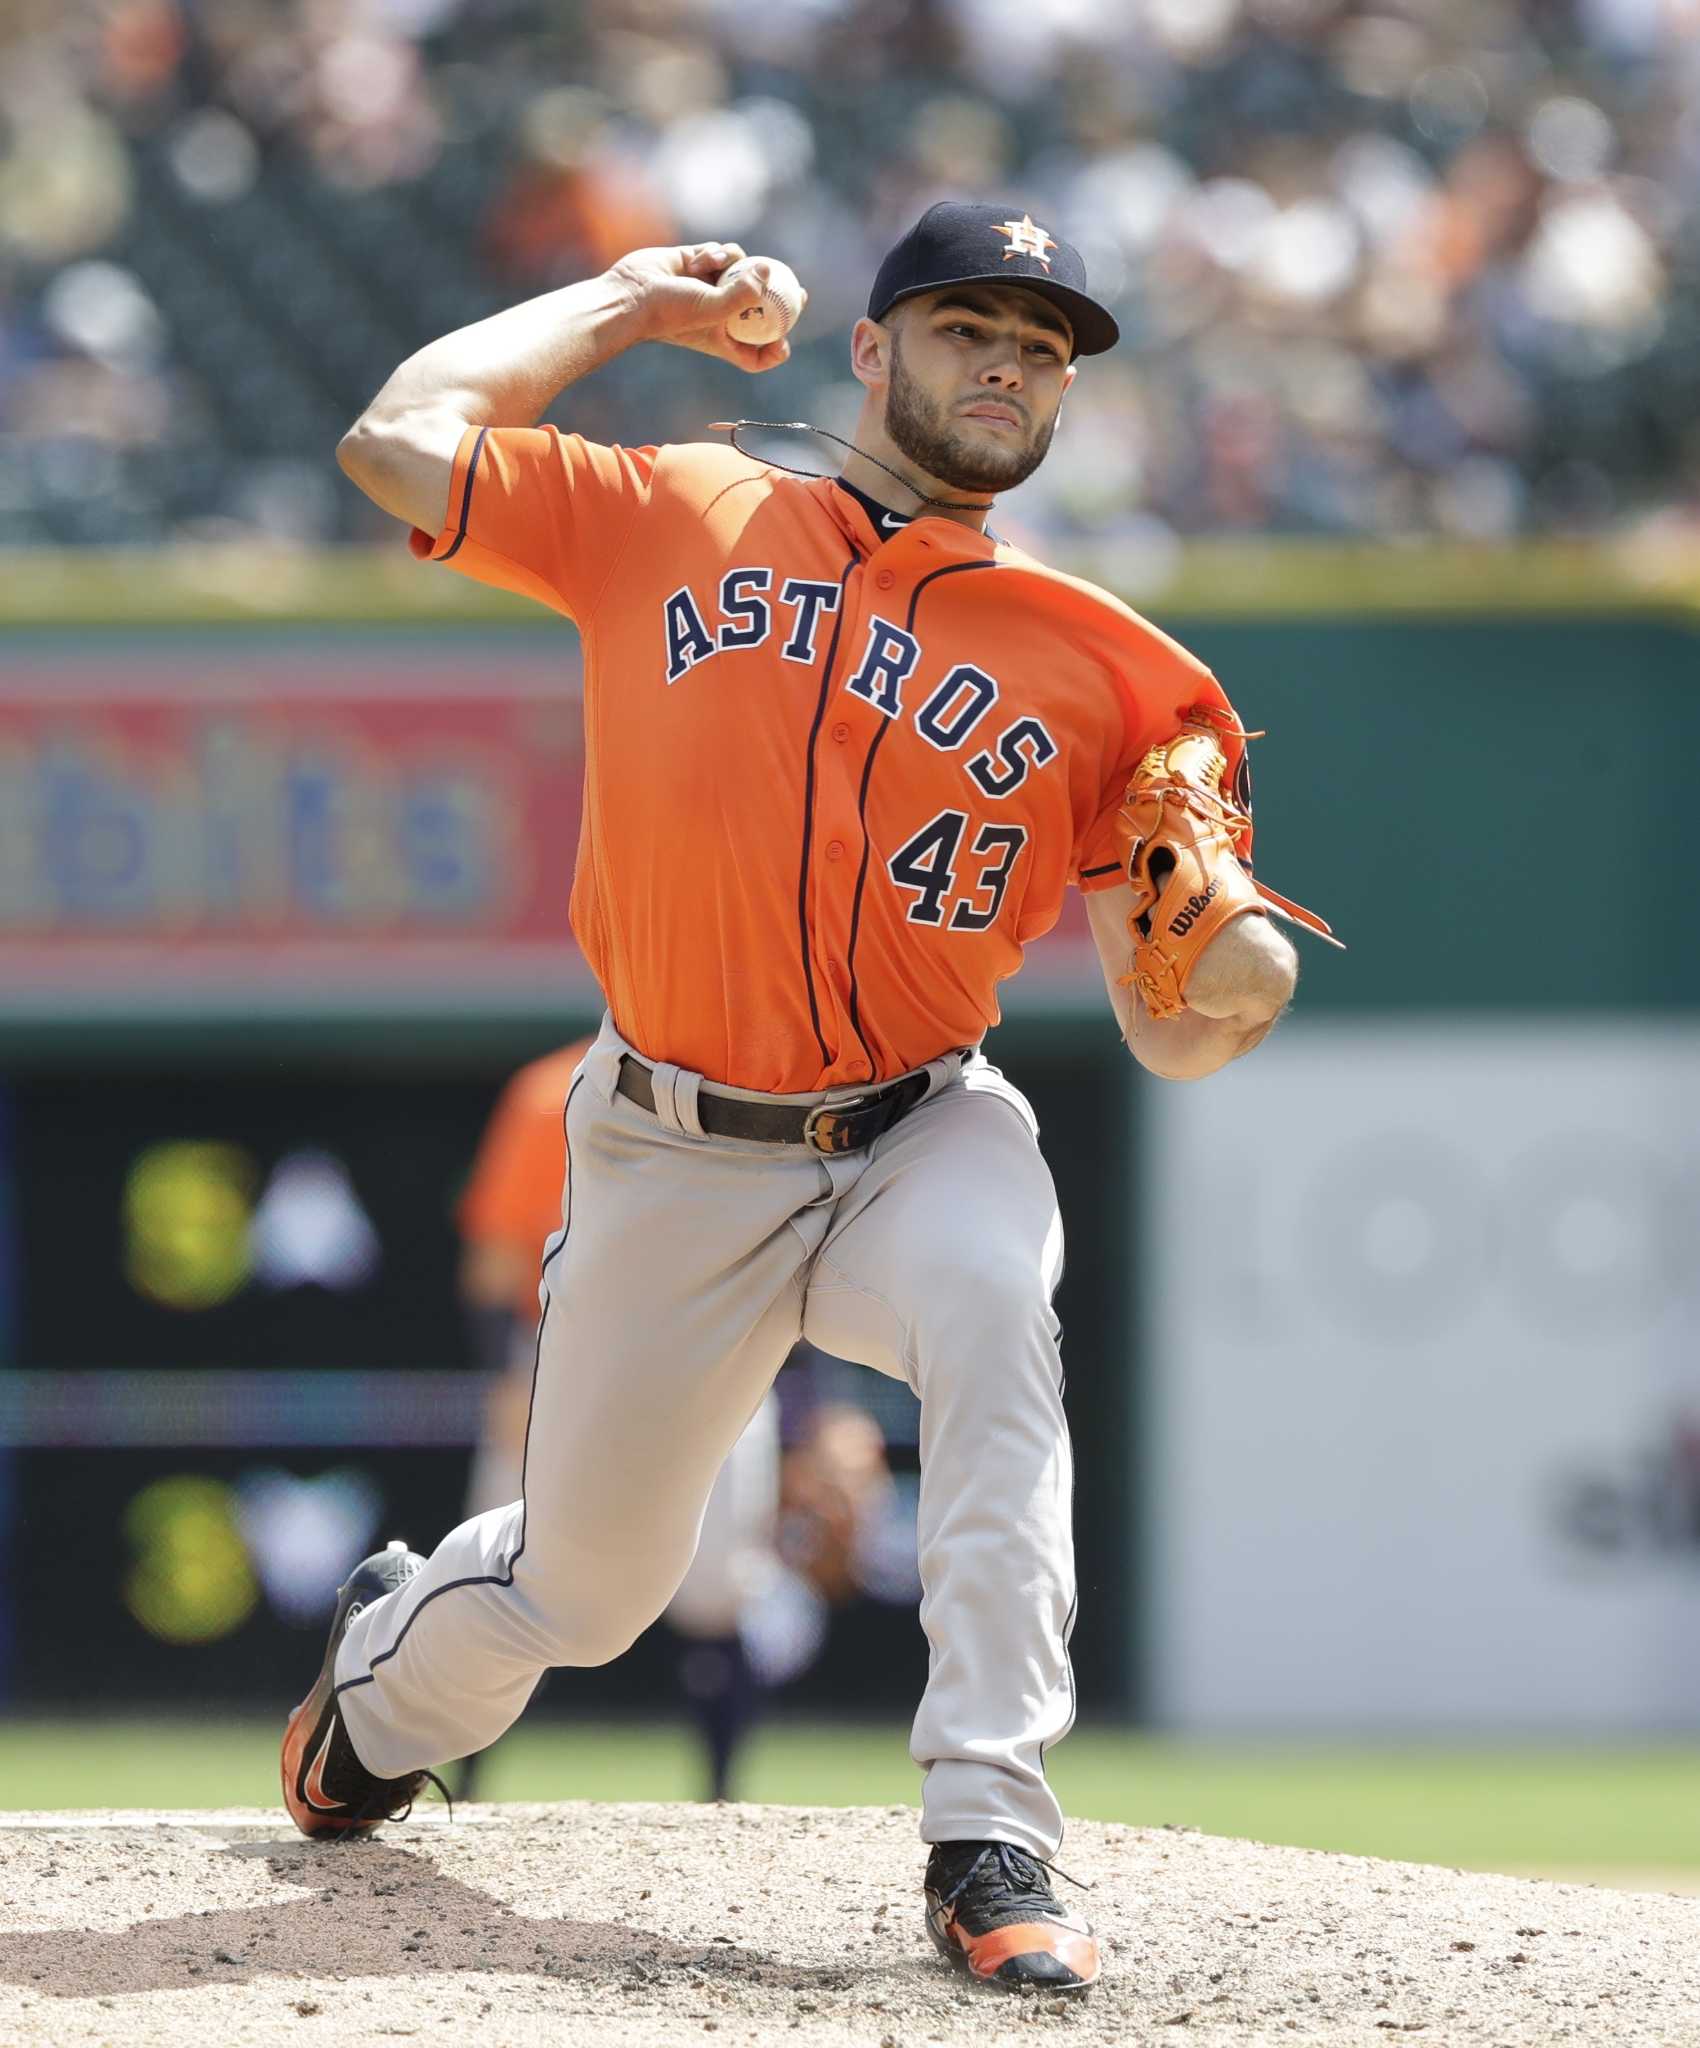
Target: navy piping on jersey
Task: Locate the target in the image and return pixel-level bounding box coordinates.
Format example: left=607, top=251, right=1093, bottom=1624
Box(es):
left=436, top=426, right=489, bottom=564
left=843, top=719, right=894, bottom=1070
left=1080, top=861, right=1120, bottom=880
left=795, top=554, right=860, bottom=1072
left=844, top=559, right=995, bottom=1069
left=334, top=1067, right=584, bottom=1702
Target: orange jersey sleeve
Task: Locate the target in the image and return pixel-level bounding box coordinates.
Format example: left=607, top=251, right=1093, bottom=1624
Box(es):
left=457, top=1038, right=595, bottom=1262
left=410, top=426, right=658, bottom=623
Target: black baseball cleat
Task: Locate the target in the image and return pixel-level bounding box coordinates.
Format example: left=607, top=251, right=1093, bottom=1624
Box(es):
left=924, top=1839, right=1100, bottom=1992
left=281, top=1539, right=446, bottom=1840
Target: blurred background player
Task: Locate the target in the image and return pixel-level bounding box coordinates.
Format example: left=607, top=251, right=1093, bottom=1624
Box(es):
left=455, top=1038, right=902, bottom=1801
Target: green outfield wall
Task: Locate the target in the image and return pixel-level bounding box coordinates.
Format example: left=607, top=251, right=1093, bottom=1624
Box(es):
left=1176, top=614, right=1700, bottom=1014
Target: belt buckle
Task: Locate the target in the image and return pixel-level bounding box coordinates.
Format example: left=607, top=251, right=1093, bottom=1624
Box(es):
left=803, top=1094, right=875, bottom=1155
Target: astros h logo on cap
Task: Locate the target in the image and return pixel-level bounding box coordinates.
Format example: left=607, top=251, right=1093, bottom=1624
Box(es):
left=992, top=214, right=1057, bottom=268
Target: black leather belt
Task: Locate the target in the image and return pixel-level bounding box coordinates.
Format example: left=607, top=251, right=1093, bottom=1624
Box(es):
left=615, top=1056, right=932, bottom=1155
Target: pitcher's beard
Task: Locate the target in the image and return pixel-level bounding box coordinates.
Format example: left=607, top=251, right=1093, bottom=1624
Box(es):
left=884, top=335, right=1057, bottom=497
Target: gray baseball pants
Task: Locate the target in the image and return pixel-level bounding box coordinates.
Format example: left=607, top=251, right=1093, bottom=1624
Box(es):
left=335, top=1013, right=1077, bottom=1856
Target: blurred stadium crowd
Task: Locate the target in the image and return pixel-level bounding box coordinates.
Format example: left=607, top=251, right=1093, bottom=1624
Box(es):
left=5, top=0, right=1700, bottom=564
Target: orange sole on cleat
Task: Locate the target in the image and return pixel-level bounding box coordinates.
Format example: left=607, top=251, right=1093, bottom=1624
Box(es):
left=926, top=1905, right=1100, bottom=1991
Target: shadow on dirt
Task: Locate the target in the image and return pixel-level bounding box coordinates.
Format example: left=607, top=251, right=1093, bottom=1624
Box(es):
left=0, top=1835, right=931, bottom=2001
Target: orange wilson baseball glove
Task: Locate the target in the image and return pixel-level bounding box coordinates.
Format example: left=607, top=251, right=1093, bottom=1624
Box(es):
left=1115, top=707, right=1341, bottom=1021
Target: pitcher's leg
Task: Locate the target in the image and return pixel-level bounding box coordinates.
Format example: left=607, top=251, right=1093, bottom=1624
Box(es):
left=804, top=1070, right=1074, bottom=1859
left=336, top=1066, right=826, bottom=1777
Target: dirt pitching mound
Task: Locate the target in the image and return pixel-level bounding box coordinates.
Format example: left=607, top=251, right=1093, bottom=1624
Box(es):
left=3, top=1801, right=1697, bottom=2047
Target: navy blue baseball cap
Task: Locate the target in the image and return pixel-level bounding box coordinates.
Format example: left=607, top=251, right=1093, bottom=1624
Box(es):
left=868, top=200, right=1120, bottom=358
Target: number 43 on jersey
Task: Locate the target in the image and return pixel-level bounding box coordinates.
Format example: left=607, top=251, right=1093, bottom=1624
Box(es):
left=889, top=811, right=1026, bottom=932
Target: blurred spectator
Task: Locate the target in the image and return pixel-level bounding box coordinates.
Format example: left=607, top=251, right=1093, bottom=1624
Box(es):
left=7, top=0, right=1700, bottom=553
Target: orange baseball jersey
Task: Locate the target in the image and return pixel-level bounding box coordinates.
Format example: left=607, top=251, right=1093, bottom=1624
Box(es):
left=458, top=1037, right=593, bottom=1314
left=412, top=431, right=1249, bottom=1093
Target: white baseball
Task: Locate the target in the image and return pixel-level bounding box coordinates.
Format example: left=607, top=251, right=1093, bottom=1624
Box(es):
left=722, top=257, right=804, bottom=344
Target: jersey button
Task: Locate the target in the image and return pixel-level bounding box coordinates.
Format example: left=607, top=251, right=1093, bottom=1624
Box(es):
left=875, top=569, right=895, bottom=589
left=826, top=840, right=845, bottom=861
left=831, top=721, right=851, bottom=743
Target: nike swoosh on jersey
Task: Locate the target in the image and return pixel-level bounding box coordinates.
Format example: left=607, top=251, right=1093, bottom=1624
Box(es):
left=303, top=1720, right=344, bottom=1810
left=880, top=511, right=907, bottom=528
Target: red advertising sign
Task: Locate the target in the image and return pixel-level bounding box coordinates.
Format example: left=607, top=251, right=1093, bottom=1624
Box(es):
left=0, top=640, right=590, bottom=1013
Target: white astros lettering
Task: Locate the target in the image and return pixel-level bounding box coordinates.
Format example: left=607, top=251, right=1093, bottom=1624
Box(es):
left=661, top=574, right=1059, bottom=798
left=664, top=574, right=843, bottom=679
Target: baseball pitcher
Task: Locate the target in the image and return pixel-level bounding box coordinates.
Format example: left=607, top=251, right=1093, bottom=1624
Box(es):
left=282, top=200, right=1335, bottom=1995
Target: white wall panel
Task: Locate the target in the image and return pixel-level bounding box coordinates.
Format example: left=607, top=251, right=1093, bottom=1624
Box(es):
left=1144, top=1022, right=1700, bottom=1731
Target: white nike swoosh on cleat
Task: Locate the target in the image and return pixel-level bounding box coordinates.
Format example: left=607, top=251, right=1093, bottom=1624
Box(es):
left=303, top=1719, right=344, bottom=1810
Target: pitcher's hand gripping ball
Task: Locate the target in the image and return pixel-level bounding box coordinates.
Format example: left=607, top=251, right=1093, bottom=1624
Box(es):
left=721, top=257, right=805, bottom=344
left=1116, top=707, right=1341, bottom=1020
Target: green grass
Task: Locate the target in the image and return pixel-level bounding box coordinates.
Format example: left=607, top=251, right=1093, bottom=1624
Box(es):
left=4, top=1716, right=1698, bottom=1880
